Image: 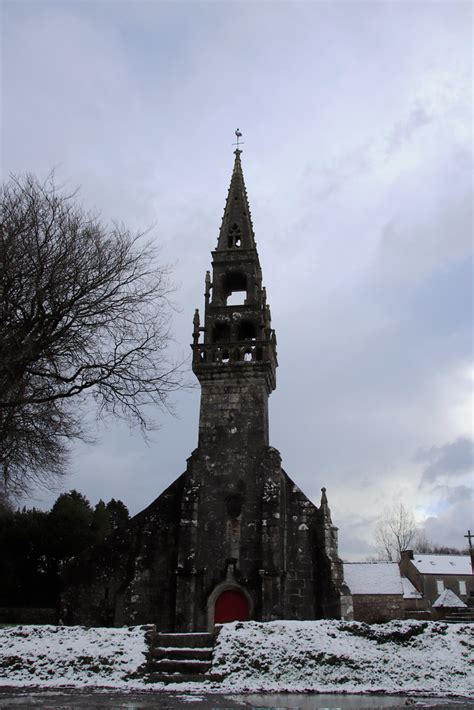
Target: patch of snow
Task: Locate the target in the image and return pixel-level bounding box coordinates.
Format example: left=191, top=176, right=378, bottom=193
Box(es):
left=211, top=620, right=474, bottom=696
left=1, top=621, right=473, bottom=697
left=432, top=588, right=468, bottom=608
left=343, top=563, right=403, bottom=595
left=401, top=576, right=423, bottom=599
left=0, top=625, right=147, bottom=689
left=412, top=555, right=472, bottom=575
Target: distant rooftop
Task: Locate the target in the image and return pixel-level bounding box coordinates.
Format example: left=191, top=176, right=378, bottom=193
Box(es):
left=411, top=555, right=472, bottom=576
left=343, top=562, right=403, bottom=595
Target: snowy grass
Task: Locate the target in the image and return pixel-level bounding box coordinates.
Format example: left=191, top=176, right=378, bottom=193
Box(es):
left=0, top=620, right=472, bottom=696
left=0, top=625, right=148, bottom=689
left=210, top=620, right=474, bottom=696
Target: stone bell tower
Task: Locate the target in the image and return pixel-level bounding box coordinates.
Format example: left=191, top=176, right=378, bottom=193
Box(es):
left=192, top=147, right=277, bottom=450
left=61, top=146, right=344, bottom=632
left=173, top=148, right=344, bottom=631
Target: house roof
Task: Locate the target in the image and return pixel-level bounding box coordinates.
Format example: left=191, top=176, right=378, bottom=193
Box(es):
left=401, top=576, right=423, bottom=599
left=411, top=555, right=472, bottom=576
left=432, top=588, right=467, bottom=608
left=343, top=562, right=403, bottom=595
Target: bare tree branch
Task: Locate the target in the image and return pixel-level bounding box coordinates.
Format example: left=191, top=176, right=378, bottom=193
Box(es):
left=374, top=502, right=419, bottom=562
left=0, top=173, right=185, bottom=494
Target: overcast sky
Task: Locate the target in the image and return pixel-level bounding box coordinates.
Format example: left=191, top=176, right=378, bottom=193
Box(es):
left=2, top=0, right=472, bottom=559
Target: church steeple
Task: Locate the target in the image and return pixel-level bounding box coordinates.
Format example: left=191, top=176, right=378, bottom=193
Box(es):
left=191, top=147, right=277, bottom=448
left=216, top=150, right=257, bottom=252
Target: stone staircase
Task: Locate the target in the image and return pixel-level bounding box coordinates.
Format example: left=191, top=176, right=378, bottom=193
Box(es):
left=145, top=630, right=216, bottom=684
left=444, top=607, right=474, bottom=624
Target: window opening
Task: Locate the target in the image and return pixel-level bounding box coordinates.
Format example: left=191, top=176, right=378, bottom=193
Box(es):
left=226, top=494, right=243, bottom=518
left=459, top=580, right=467, bottom=595
left=223, top=272, right=247, bottom=306
left=244, top=351, right=252, bottom=362
left=228, top=223, right=242, bottom=249
left=221, top=351, right=230, bottom=364
left=213, top=322, right=231, bottom=342
left=238, top=320, right=257, bottom=341
left=436, top=580, right=444, bottom=594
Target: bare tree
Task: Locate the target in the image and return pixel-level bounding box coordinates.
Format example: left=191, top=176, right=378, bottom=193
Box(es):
left=374, top=502, right=419, bottom=561
left=0, top=174, right=183, bottom=495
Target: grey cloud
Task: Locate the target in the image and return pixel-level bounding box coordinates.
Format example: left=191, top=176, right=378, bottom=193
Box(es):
left=337, top=513, right=379, bottom=561
left=432, top=484, right=474, bottom=506
left=417, top=437, right=474, bottom=485
left=421, top=498, right=473, bottom=550
left=386, top=103, right=433, bottom=156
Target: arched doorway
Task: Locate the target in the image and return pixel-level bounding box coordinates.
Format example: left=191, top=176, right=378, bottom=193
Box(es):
left=214, top=589, right=250, bottom=624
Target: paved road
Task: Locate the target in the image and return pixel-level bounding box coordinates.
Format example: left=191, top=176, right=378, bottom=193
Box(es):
left=0, top=690, right=472, bottom=710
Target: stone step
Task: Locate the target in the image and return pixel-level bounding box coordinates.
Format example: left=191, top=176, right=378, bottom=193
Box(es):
left=148, top=659, right=212, bottom=674
left=445, top=616, right=474, bottom=623
left=145, top=671, right=212, bottom=685
left=444, top=608, right=474, bottom=623
left=150, top=647, right=213, bottom=661
left=155, top=632, right=213, bottom=649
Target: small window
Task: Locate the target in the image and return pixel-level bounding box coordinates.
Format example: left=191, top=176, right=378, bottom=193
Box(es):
left=436, top=580, right=444, bottom=594
left=228, top=223, right=241, bottom=249
left=459, top=580, right=467, bottom=595
left=226, top=494, right=242, bottom=518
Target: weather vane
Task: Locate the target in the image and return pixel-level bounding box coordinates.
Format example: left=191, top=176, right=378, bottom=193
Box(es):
left=233, top=128, right=244, bottom=150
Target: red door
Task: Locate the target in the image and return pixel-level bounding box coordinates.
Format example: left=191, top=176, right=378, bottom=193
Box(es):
left=214, top=589, right=249, bottom=624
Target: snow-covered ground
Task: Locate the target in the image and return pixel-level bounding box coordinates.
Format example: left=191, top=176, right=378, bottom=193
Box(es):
left=0, top=620, right=472, bottom=697
left=212, top=620, right=473, bottom=696
left=0, top=625, right=147, bottom=689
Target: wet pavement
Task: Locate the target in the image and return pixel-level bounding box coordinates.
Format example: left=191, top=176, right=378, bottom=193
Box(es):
left=0, top=690, right=472, bottom=710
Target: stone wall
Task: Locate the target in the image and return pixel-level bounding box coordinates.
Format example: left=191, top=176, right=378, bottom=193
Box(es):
left=352, top=594, right=404, bottom=623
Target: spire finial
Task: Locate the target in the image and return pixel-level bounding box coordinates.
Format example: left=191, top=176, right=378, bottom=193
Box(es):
left=233, top=128, right=244, bottom=153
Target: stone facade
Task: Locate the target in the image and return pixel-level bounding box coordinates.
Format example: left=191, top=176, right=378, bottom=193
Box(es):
left=62, top=150, right=344, bottom=631
left=351, top=595, right=405, bottom=624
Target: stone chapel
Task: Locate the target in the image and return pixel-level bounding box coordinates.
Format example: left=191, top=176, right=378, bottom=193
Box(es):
left=62, top=149, right=344, bottom=631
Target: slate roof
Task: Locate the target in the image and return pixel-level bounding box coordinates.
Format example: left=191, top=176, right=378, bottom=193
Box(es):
left=411, top=555, right=472, bottom=575
left=343, top=562, right=403, bottom=595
